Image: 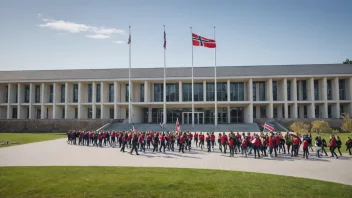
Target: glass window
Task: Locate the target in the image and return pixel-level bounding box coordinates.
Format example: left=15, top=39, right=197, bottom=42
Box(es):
left=297, top=81, right=300, bottom=100
left=328, top=105, right=332, bottom=118
left=302, top=80, right=307, bottom=100
left=259, top=82, right=265, bottom=101
left=252, top=83, right=256, bottom=101
left=5, top=85, right=8, bottom=103
left=327, top=80, right=332, bottom=100
left=166, top=83, right=179, bottom=102
left=88, top=108, right=92, bottom=119
left=339, top=79, right=346, bottom=100
left=193, top=83, right=203, bottom=101
left=12, top=107, right=17, bottom=119
left=287, top=80, right=291, bottom=101
left=110, top=108, right=114, bottom=119
left=140, top=84, right=144, bottom=102
left=96, top=84, right=101, bottom=103
left=74, top=107, right=78, bottom=119
left=230, top=82, right=244, bottom=101
left=24, top=85, right=30, bottom=103
left=304, top=105, right=307, bottom=118
left=314, top=80, right=319, bottom=100
left=206, top=83, right=214, bottom=101
left=315, top=105, right=320, bottom=118
left=62, top=107, right=65, bottom=119
left=272, top=81, right=277, bottom=101
left=125, top=84, right=129, bottom=103
left=260, top=106, right=266, bottom=118
left=88, top=84, right=93, bottom=103
left=61, top=84, right=65, bottom=103
left=96, top=108, right=101, bottom=119
left=154, top=83, right=163, bottom=102
left=183, top=83, right=192, bottom=102
left=253, top=106, right=256, bottom=118
left=109, top=84, right=114, bottom=102
left=14, top=85, right=18, bottom=103
left=217, top=82, right=227, bottom=101
left=73, top=84, right=78, bottom=103
left=49, top=85, right=53, bottom=103
left=35, top=85, right=40, bottom=103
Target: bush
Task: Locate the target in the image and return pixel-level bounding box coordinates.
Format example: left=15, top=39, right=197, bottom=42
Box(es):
left=289, top=122, right=310, bottom=133
left=310, top=120, right=332, bottom=133
left=341, top=113, right=352, bottom=132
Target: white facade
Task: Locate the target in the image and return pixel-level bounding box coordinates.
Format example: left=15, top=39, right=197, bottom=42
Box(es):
left=0, top=74, right=351, bottom=125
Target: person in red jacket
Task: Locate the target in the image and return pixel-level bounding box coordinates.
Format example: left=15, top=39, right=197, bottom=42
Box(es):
left=199, top=132, right=205, bottom=150
left=291, top=135, right=300, bottom=157
left=302, top=139, right=309, bottom=159
left=128, top=132, right=133, bottom=148
left=228, top=133, right=235, bottom=157
left=329, top=135, right=338, bottom=159
left=218, top=134, right=222, bottom=152
left=221, top=133, right=228, bottom=154
left=241, top=137, right=248, bottom=157
left=194, top=132, right=199, bottom=147
left=147, top=132, right=152, bottom=149
left=179, top=133, right=185, bottom=153
left=253, top=134, right=261, bottom=158
left=159, top=133, right=166, bottom=153
left=211, top=132, right=216, bottom=151
left=268, top=134, right=275, bottom=158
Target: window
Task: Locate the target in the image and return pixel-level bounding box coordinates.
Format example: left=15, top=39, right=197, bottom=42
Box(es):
left=5, top=85, right=8, bottom=103
left=73, top=84, right=78, bottom=103
left=206, top=83, right=215, bottom=101
left=252, top=83, right=256, bottom=101
left=340, top=104, right=344, bottom=114
left=154, top=83, right=163, bottom=102
left=328, top=105, right=332, bottom=118
left=183, top=83, right=192, bottom=101
left=61, top=84, right=65, bottom=103
left=96, top=108, right=101, bottom=119
left=88, top=84, right=93, bottom=103
left=272, top=81, right=277, bottom=101
left=35, top=85, right=40, bottom=103
left=62, top=107, right=65, bottom=119
left=193, top=83, right=203, bottom=101
left=253, top=106, right=256, bottom=118
left=12, top=107, right=17, bottom=119
left=140, top=84, right=144, bottom=102
left=287, top=80, right=291, bottom=101
left=314, top=80, right=319, bottom=100
left=49, top=85, right=53, bottom=103
left=217, top=82, right=227, bottom=101
left=166, top=83, right=179, bottom=102
left=315, top=105, right=320, bottom=118
left=88, top=108, right=92, bottom=119
left=110, top=108, right=114, bottom=119
left=230, top=82, right=244, bottom=101
left=304, top=105, right=307, bottom=118
left=339, top=79, right=346, bottom=100
left=125, top=84, right=129, bottom=102
left=15, top=85, right=18, bottom=103
left=259, top=82, right=265, bottom=101
left=273, top=107, right=277, bottom=118
left=24, top=85, right=30, bottom=103
left=327, top=80, right=332, bottom=100
left=260, top=106, right=266, bottom=118
left=302, top=80, right=307, bottom=100
left=96, top=84, right=101, bottom=103
left=74, top=107, right=78, bottom=119
left=109, top=84, right=114, bottom=102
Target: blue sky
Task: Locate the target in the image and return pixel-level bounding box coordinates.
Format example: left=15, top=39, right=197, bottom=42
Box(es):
left=0, top=0, right=351, bottom=71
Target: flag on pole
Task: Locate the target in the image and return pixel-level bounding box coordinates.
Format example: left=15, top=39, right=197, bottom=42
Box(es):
left=192, top=33, right=216, bottom=48
left=175, top=117, right=180, bottom=132
left=127, top=32, right=131, bottom=44
left=262, top=122, right=275, bottom=132
left=132, top=123, right=136, bottom=132
left=163, top=30, right=166, bottom=49
left=160, top=122, right=164, bottom=128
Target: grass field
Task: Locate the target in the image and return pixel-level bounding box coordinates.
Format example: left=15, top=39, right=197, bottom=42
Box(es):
left=0, top=167, right=351, bottom=198
left=0, top=133, right=65, bottom=147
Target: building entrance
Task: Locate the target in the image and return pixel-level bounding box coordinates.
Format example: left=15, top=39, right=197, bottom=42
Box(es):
left=182, top=112, right=204, bottom=124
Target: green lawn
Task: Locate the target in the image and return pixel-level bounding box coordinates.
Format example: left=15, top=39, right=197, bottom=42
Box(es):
left=0, top=133, right=65, bottom=147
left=0, top=167, right=351, bottom=198
left=311, top=132, right=352, bottom=152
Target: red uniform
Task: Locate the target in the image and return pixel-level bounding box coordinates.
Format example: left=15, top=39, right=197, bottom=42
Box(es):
left=122, top=136, right=126, bottom=141
left=229, top=139, right=234, bottom=146
left=180, top=137, right=185, bottom=144
left=128, top=134, right=132, bottom=141
left=194, top=133, right=198, bottom=138
left=242, top=139, right=248, bottom=147
left=293, top=137, right=299, bottom=145
left=269, top=137, right=274, bottom=147
left=329, top=138, right=336, bottom=147
left=221, top=135, right=227, bottom=144
left=302, top=140, right=308, bottom=149
left=275, top=136, right=280, bottom=146
left=210, top=134, right=215, bottom=141
left=253, top=138, right=260, bottom=147
left=200, top=134, right=205, bottom=141
left=147, top=134, right=152, bottom=141
left=160, top=135, right=165, bottom=142
left=111, top=132, right=115, bottom=137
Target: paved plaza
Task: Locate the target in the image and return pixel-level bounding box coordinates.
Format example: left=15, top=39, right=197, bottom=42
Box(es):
left=0, top=138, right=351, bottom=185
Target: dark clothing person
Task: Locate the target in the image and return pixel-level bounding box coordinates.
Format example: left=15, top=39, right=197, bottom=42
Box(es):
left=130, top=135, right=139, bottom=155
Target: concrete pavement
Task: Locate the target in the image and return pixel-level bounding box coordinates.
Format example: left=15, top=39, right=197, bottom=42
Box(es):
left=0, top=138, right=351, bottom=185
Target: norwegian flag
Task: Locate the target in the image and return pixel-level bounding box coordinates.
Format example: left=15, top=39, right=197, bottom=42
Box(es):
left=192, top=33, right=216, bottom=48
left=262, top=122, right=275, bottom=132
left=175, top=117, right=180, bottom=132
left=163, top=30, right=166, bottom=49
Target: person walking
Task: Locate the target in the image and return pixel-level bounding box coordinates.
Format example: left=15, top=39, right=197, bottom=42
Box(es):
left=285, top=132, right=292, bottom=155
left=346, top=137, right=352, bottom=155
left=329, top=135, right=338, bottom=159
left=130, top=133, right=139, bottom=155
left=302, top=138, right=309, bottom=159
left=321, top=137, right=328, bottom=156
left=120, top=133, right=127, bottom=152
left=241, top=136, right=248, bottom=157
left=159, top=133, right=166, bottom=153
left=194, top=132, right=199, bottom=148
left=228, top=134, right=235, bottom=157
left=253, top=135, right=261, bottom=159
left=315, top=136, right=322, bottom=158
left=152, top=134, right=158, bottom=153
left=206, top=133, right=211, bottom=152
left=199, top=132, right=205, bottom=150
left=336, top=136, right=342, bottom=156
left=221, top=132, right=228, bottom=154
left=211, top=132, right=216, bottom=151
left=218, top=134, right=222, bottom=152
left=179, top=133, right=185, bottom=153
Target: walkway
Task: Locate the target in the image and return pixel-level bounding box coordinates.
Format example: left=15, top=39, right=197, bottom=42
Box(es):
left=0, top=138, right=351, bottom=185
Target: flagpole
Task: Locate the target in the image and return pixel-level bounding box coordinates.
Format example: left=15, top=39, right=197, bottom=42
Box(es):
left=214, top=26, right=217, bottom=127
left=191, top=27, right=194, bottom=129
left=128, top=25, right=132, bottom=124
left=163, top=25, right=166, bottom=128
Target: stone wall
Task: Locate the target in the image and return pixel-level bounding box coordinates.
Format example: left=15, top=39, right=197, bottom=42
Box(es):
left=0, top=119, right=111, bottom=132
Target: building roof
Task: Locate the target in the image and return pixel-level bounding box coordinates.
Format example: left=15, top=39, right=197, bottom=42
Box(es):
left=0, top=64, right=351, bottom=82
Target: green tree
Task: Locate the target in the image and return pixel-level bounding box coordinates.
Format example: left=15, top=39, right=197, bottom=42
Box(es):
left=341, top=113, right=352, bottom=132
left=289, top=122, right=310, bottom=133
left=343, top=58, right=352, bottom=64
left=310, top=120, right=332, bottom=133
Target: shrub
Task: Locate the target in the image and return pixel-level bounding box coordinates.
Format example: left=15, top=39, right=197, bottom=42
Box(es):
left=310, top=120, right=332, bottom=133
left=289, top=122, right=310, bottom=133
left=341, top=113, right=352, bottom=132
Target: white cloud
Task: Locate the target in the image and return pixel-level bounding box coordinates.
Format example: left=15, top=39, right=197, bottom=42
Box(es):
left=37, top=13, right=42, bottom=19
left=86, top=34, right=110, bottom=39
left=113, top=40, right=124, bottom=44
left=38, top=17, right=125, bottom=40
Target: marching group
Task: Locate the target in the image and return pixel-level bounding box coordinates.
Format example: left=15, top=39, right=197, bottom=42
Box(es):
left=66, top=130, right=352, bottom=159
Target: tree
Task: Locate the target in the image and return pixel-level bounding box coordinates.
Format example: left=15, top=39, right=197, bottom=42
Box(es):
left=343, top=58, right=352, bottom=64
left=310, top=120, right=332, bottom=133
left=341, top=113, right=352, bottom=132
left=289, top=122, right=310, bottom=134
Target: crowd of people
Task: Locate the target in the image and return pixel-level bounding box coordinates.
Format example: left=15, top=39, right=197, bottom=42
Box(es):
left=66, top=130, right=352, bottom=159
